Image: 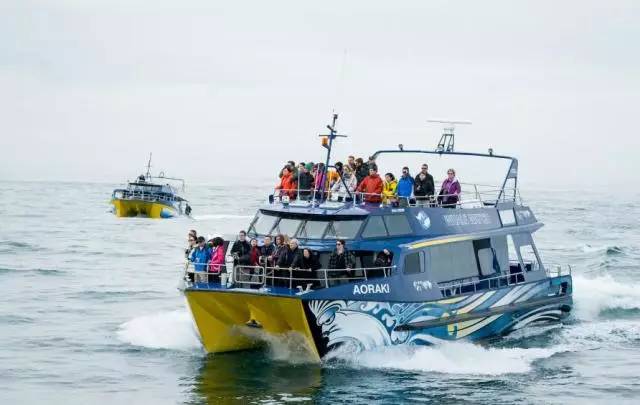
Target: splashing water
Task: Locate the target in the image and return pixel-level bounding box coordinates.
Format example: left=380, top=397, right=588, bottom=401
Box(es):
left=325, top=342, right=563, bottom=375
left=572, top=274, right=640, bottom=320
left=116, top=310, right=202, bottom=351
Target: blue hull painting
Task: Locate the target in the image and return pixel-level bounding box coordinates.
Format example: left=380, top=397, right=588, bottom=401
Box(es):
left=302, top=277, right=572, bottom=356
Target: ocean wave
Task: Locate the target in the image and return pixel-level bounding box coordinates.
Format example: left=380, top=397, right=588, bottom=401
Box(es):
left=580, top=244, right=627, bottom=256
left=573, top=274, right=640, bottom=321
left=0, top=267, right=65, bottom=276
left=325, top=342, right=563, bottom=376
left=116, top=309, right=202, bottom=351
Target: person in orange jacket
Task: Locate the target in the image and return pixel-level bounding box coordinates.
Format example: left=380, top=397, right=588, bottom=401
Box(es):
left=356, top=164, right=384, bottom=203
left=276, top=166, right=297, bottom=199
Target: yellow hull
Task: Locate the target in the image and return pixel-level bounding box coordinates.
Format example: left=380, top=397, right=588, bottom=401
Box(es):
left=185, top=290, right=321, bottom=361
left=111, top=199, right=177, bottom=219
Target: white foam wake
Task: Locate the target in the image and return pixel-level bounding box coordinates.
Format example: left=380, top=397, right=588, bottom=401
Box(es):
left=116, top=310, right=202, bottom=351
left=193, top=214, right=253, bottom=221
left=572, top=274, right=640, bottom=320
left=327, top=342, right=561, bottom=375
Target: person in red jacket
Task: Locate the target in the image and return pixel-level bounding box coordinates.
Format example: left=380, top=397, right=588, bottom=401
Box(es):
left=276, top=166, right=297, bottom=199
left=356, top=164, right=384, bottom=203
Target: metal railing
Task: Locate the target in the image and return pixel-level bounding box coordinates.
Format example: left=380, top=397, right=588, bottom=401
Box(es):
left=270, top=184, right=521, bottom=209
left=112, top=189, right=182, bottom=203
left=184, top=261, right=395, bottom=290
left=438, top=261, right=573, bottom=297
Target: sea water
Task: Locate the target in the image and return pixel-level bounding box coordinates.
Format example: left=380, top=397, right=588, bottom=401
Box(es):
left=1, top=181, right=639, bottom=404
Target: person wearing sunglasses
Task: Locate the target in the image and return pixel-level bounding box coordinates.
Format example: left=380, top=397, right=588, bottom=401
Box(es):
left=328, top=239, right=356, bottom=285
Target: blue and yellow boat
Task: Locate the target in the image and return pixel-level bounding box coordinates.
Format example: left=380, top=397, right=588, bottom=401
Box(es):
left=111, top=155, right=190, bottom=219
left=181, top=116, right=572, bottom=361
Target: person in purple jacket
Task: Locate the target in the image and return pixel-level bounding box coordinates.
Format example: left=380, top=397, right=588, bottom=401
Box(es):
left=438, top=168, right=461, bottom=208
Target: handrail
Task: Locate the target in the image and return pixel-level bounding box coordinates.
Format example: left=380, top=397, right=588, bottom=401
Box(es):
left=270, top=185, right=521, bottom=208
left=184, top=262, right=395, bottom=290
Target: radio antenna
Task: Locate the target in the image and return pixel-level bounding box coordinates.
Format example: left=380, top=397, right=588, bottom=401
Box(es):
left=427, top=120, right=472, bottom=152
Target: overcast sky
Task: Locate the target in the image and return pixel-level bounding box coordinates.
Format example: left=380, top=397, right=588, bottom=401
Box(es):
left=1, top=1, right=638, bottom=187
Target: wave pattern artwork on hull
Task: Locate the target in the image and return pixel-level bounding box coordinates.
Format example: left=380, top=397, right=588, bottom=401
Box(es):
left=303, top=278, right=571, bottom=356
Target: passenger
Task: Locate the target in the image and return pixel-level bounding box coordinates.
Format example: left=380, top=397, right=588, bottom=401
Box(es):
left=276, top=238, right=303, bottom=287
left=373, top=249, right=394, bottom=278
left=270, top=234, right=288, bottom=266
left=292, top=248, right=321, bottom=290
left=414, top=163, right=435, bottom=205
left=209, top=237, right=226, bottom=278
left=287, top=160, right=298, bottom=178
left=347, top=155, right=356, bottom=171
left=396, top=167, right=414, bottom=206
left=314, top=163, right=327, bottom=199
left=297, top=163, right=315, bottom=200
left=248, top=238, right=261, bottom=266
left=230, top=230, right=251, bottom=265
left=189, top=236, right=212, bottom=280
left=260, top=235, right=276, bottom=265
left=367, top=155, right=376, bottom=169
left=185, top=230, right=197, bottom=259
left=328, top=239, right=356, bottom=284
left=356, top=164, right=384, bottom=204
left=438, top=168, right=461, bottom=208
left=354, top=158, right=369, bottom=185
left=326, top=162, right=342, bottom=189
left=276, top=166, right=297, bottom=199
left=330, top=165, right=357, bottom=201
left=277, top=238, right=302, bottom=268
left=382, top=172, right=398, bottom=204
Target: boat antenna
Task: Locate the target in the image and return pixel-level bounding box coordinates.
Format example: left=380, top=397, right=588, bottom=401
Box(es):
left=317, top=113, right=347, bottom=199
left=428, top=120, right=472, bottom=152
left=145, top=152, right=153, bottom=180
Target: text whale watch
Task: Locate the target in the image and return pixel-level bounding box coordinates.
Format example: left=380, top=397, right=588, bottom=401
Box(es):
left=180, top=114, right=573, bottom=360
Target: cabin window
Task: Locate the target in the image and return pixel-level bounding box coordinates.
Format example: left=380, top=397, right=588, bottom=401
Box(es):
left=429, top=241, right=479, bottom=283
left=297, top=220, right=328, bottom=239
left=362, top=216, right=388, bottom=238
left=499, top=209, right=516, bottom=226
left=473, top=238, right=499, bottom=276
left=519, top=245, right=540, bottom=272
left=249, top=212, right=278, bottom=236
left=384, top=215, right=412, bottom=236
left=324, top=220, right=364, bottom=239
left=403, top=252, right=423, bottom=274
left=491, top=235, right=509, bottom=272
left=274, top=218, right=302, bottom=236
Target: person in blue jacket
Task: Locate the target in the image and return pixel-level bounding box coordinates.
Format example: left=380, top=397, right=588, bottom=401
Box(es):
left=190, top=236, right=212, bottom=273
left=396, top=166, right=414, bottom=206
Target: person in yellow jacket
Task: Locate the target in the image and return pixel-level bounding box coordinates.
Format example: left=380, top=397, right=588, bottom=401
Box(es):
left=382, top=172, right=398, bottom=204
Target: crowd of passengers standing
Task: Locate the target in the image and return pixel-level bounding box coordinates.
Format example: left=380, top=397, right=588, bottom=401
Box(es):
left=185, top=155, right=459, bottom=285
left=276, top=155, right=461, bottom=207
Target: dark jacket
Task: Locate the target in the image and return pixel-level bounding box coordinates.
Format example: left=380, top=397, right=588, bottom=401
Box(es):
left=374, top=252, right=393, bottom=268
left=231, top=240, right=251, bottom=257
left=297, top=171, right=315, bottom=199
left=260, top=244, right=276, bottom=258
left=292, top=251, right=321, bottom=270
left=277, top=247, right=303, bottom=268
left=328, top=249, right=356, bottom=269
left=414, top=173, right=435, bottom=197
left=355, top=163, right=369, bottom=185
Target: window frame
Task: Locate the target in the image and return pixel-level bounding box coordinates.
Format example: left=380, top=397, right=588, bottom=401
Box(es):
left=403, top=251, right=424, bottom=275
left=383, top=214, right=413, bottom=236
left=361, top=216, right=389, bottom=239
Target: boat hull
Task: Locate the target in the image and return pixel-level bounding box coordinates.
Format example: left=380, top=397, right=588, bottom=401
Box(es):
left=184, top=276, right=572, bottom=359
left=111, top=198, right=178, bottom=218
